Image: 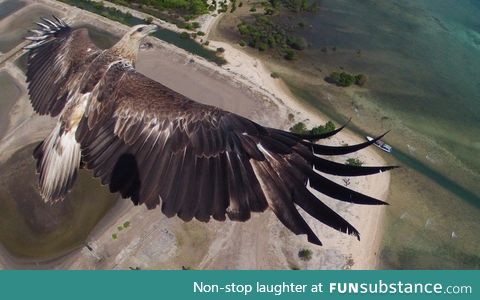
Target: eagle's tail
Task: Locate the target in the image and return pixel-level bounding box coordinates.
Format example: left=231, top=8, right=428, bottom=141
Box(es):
left=33, top=122, right=81, bottom=203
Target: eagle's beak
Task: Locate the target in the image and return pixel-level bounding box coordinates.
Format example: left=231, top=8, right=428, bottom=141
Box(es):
left=145, top=24, right=158, bottom=35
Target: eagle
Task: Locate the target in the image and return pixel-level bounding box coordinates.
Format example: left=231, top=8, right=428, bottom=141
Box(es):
left=24, top=17, right=396, bottom=246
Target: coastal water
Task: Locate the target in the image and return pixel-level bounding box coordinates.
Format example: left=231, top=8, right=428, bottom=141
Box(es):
left=280, top=0, right=480, bottom=268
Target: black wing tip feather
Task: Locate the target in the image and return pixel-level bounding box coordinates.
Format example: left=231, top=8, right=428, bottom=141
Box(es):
left=308, top=131, right=392, bottom=156
left=307, top=234, right=323, bottom=246
left=306, top=168, right=389, bottom=206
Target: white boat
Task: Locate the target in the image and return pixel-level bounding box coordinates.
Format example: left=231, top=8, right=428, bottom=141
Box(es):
left=366, top=136, right=392, bottom=153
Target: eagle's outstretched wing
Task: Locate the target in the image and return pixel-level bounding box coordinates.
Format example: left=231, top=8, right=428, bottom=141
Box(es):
left=76, top=62, right=396, bottom=245
left=25, top=17, right=101, bottom=117
left=25, top=17, right=102, bottom=202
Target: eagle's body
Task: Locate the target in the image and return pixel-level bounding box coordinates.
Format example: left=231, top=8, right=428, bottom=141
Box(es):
left=24, top=17, right=396, bottom=246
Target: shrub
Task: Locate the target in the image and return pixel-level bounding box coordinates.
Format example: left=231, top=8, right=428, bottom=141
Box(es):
left=289, top=122, right=308, bottom=134
left=284, top=49, right=296, bottom=60
left=355, top=74, right=368, bottom=86
left=328, top=71, right=356, bottom=87
left=144, top=16, right=153, bottom=24
left=123, top=221, right=130, bottom=228
left=237, top=15, right=307, bottom=60
left=112, top=233, right=118, bottom=240
left=197, top=31, right=205, bottom=36
left=346, top=158, right=364, bottom=166
left=344, top=255, right=355, bottom=270
left=180, top=31, right=191, bottom=39
left=287, top=36, right=307, bottom=50
left=270, top=72, right=280, bottom=78
left=290, top=121, right=335, bottom=135
left=298, top=249, right=312, bottom=261
left=310, top=121, right=335, bottom=135
left=327, top=72, right=368, bottom=87
left=216, top=47, right=225, bottom=53
left=258, top=42, right=268, bottom=51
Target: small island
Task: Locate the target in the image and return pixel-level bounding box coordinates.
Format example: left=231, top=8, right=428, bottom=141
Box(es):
left=325, top=71, right=368, bottom=87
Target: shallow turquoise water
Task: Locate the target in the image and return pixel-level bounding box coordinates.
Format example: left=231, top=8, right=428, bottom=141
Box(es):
left=285, top=0, right=480, bottom=268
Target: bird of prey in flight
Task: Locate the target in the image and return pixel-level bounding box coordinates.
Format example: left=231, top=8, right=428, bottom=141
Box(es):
left=24, top=17, right=396, bottom=245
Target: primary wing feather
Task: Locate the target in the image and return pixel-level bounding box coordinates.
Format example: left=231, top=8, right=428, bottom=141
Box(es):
left=25, top=21, right=101, bottom=116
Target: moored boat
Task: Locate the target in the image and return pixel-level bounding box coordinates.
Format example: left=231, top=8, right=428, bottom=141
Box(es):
left=366, top=136, right=392, bottom=153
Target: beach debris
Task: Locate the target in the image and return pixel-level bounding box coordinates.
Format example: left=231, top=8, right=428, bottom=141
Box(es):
left=84, top=243, right=102, bottom=260
left=407, top=144, right=416, bottom=153
left=425, top=218, right=434, bottom=228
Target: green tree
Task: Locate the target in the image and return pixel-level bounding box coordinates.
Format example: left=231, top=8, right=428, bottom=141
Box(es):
left=355, top=74, right=368, bottom=86
left=346, top=158, right=364, bottom=166
left=144, top=16, right=154, bottom=24
left=289, top=122, right=308, bottom=134
left=298, top=248, right=312, bottom=261
left=310, top=121, right=336, bottom=135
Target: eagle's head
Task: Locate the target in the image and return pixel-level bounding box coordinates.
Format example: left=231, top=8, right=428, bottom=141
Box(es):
left=112, top=24, right=158, bottom=63
left=128, top=24, right=158, bottom=40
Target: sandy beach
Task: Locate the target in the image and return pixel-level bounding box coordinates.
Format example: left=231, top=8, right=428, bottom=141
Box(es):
left=0, top=0, right=390, bottom=270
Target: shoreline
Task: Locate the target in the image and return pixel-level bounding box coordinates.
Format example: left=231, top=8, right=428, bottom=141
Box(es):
left=203, top=18, right=390, bottom=269
left=0, top=1, right=390, bottom=270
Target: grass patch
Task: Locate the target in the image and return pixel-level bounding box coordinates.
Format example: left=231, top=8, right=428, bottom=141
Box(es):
left=346, top=158, right=364, bottom=167
left=298, top=248, right=312, bottom=261
left=289, top=121, right=336, bottom=135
